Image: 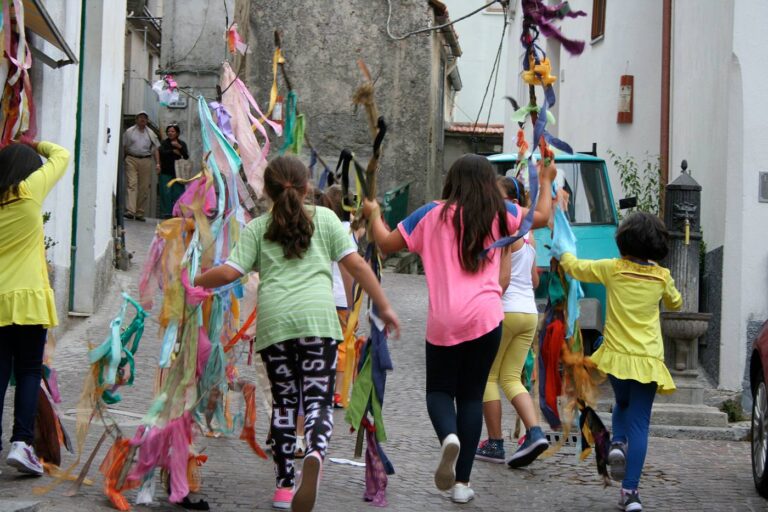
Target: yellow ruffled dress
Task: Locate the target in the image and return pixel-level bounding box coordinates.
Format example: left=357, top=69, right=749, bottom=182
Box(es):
left=0, top=142, right=70, bottom=328
left=559, top=254, right=683, bottom=393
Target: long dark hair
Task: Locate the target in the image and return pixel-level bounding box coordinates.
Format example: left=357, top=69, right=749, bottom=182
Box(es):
left=0, top=144, right=43, bottom=206
left=441, top=154, right=510, bottom=272
left=264, top=155, right=314, bottom=259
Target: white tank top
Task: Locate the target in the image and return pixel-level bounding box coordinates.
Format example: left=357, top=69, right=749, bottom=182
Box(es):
left=501, top=235, right=538, bottom=314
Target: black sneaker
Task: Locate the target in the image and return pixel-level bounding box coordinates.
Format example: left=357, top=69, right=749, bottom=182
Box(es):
left=608, top=441, right=627, bottom=482
left=618, top=489, right=642, bottom=512
left=507, top=426, right=549, bottom=468
left=475, top=438, right=505, bottom=463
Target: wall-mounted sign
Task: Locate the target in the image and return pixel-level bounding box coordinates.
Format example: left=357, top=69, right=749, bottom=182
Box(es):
left=167, top=97, right=188, bottom=109
left=617, top=74, right=634, bottom=124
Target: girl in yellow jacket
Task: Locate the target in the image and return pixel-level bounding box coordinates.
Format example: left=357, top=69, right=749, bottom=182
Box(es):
left=554, top=211, right=682, bottom=512
left=0, top=140, right=70, bottom=476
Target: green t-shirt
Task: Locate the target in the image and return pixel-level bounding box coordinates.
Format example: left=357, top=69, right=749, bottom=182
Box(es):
left=227, top=205, right=356, bottom=351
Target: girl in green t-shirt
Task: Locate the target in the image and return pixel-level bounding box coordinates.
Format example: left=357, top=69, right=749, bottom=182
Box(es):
left=195, top=155, right=399, bottom=512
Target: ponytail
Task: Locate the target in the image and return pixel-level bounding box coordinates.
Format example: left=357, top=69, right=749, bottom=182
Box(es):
left=264, top=156, right=314, bottom=259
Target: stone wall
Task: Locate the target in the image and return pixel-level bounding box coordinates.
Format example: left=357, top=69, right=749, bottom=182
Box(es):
left=244, top=0, right=447, bottom=208
left=161, top=0, right=451, bottom=210
left=699, top=246, right=722, bottom=384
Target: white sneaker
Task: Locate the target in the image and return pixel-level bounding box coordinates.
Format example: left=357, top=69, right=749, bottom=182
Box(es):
left=451, top=483, right=475, bottom=504
left=6, top=441, right=44, bottom=476
left=434, top=433, right=460, bottom=491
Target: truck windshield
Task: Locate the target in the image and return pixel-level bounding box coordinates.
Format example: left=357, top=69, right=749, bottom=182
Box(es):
left=492, top=160, right=615, bottom=225
left=557, top=161, right=615, bottom=225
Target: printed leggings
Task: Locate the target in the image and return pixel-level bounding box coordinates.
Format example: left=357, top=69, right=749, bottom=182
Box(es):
left=261, top=336, right=338, bottom=488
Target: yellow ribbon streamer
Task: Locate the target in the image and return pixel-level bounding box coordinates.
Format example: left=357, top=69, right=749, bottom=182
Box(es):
left=265, top=48, right=284, bottom=118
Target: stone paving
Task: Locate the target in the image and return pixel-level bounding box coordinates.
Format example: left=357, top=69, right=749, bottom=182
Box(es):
left=1, top=220, right=767, bottom=511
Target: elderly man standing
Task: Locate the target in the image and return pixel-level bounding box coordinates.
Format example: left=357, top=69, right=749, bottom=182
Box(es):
left=123, top=111, right=160, bottom=221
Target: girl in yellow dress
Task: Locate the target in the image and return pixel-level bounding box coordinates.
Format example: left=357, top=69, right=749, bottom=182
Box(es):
left=0, top=140, right=70, bottom=476
left=554, top=212, right=682, bottom=512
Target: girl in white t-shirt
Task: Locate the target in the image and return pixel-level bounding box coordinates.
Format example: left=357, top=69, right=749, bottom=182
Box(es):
left=322, top=185, right=362, bottom=408
left=476, top=176, right=549, bottom=468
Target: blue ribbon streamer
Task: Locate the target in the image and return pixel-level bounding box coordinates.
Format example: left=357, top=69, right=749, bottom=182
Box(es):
left=482, top=98, right=549, bottom=255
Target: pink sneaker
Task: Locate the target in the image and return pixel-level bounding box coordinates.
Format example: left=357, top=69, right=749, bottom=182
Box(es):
left=272, top=487, right=293, bottom=510
left=292, top=452, right=322, bottom=512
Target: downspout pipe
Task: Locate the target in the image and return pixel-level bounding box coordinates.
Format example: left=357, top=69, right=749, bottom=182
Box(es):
left=68, top=0, right=87, bottom=312
left=660, top=0, right=672, bottom=212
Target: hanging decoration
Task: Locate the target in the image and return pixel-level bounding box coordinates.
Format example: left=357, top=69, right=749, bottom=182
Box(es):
left=0, top=0, right=37, bottom=147
left=152, top=75, right=180, bottom=107
left=496, top=1, right=611, bottom=484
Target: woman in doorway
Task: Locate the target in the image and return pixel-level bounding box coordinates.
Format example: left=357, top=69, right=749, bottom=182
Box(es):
left=157, top=123, right=189, bottom=218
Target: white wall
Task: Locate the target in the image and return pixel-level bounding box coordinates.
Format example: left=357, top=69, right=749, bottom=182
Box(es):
left=36, top=2, right=81, bottom=272
left=504, top=0, right=662, bottom=200
left=669, top=0, right=732, bottom=248
left=124, top=29, right=158, bottom=121
left=71, top=0, right=127, bottom=314
left=719, top=0, right=768, bottom=390
left=442, top=0, right=509, bottom=124
left=558, top=0, right=662, bottom=197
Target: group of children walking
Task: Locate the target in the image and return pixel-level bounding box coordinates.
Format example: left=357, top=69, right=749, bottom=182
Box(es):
left=0, top=139, right=681, bottom=512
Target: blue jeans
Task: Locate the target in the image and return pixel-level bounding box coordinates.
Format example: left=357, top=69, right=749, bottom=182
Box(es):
left=609, top=375, right=657, bottom=490
left=0, top=325, right=47, bottom=452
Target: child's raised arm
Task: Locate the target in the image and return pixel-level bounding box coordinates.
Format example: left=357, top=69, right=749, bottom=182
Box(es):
left=362, top=199, right=407, bottom=254
left=526, top=159, right=557, bottom=229
left=339, top=252, right=401, bottom=338
left=558, top=253, right=612, bottom=284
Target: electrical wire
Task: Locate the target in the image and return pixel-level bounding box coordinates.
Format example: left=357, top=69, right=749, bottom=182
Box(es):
left=167, top=0, right=210, bottom=67
left=385, top=0, right=502, bottom=41
left=471, top=5, right=508, bottom=137
left=484, top=7, right=509, bottom=128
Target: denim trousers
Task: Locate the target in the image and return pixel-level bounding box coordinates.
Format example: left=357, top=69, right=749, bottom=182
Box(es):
left=0, top=324, right=47, bottom=451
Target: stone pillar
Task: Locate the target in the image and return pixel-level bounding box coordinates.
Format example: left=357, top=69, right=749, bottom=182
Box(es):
left=654, top=161, right=726, bottom=428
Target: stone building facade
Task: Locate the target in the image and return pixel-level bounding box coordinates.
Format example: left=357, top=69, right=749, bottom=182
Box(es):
left=159, top=0, right=461, bottom=208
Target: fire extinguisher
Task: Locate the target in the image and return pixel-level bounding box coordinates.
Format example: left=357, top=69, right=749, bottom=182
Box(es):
left=271, top=95, right=284, bottom=126
left=617, top=75, right=634, bottom=124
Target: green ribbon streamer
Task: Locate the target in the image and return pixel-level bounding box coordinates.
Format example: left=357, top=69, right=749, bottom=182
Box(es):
left=511, top=104, right=557, bottom=127
left=280, top=91, right=298, bottom=154
left=290, top=113, right=305, bottom=154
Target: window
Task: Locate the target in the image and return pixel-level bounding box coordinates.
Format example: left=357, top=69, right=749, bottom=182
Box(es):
left=558, top=161, right=615, bottom=225
left=491, top=160, right=616, bottom=225
left=591, top=0, right=606, bottom=41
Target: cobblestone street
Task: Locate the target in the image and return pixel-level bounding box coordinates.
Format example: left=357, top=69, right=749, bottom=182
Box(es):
left=1, top=221, right=766, bottom=512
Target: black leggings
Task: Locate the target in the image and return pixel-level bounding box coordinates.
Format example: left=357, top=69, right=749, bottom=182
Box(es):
left=0, top=324, right=47, bottom=451
left=261, top=336, right=338, bottom=488
left=425, top=324, right=502, bottom=483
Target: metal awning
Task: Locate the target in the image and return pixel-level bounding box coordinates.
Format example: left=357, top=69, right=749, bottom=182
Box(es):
left=24, top=0, right=78, bottom=68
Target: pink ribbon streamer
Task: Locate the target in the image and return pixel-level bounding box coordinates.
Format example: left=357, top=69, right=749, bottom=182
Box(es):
left=128, top=413, right=194, bottom=503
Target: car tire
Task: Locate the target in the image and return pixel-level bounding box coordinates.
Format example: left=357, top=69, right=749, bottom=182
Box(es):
left=752, top=379, right=768, bottom=497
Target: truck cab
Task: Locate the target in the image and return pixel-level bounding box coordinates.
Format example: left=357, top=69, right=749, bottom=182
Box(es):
left=487, top=152, right=621, bottom=352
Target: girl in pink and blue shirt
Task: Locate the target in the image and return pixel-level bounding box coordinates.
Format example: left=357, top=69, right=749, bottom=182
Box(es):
left=363, top=154, right=555, bottom=504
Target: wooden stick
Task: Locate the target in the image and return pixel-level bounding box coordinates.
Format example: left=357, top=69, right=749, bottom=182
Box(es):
left=64, top=426, right=113, bottom=497
left=274, top=30, right=332, bottom=172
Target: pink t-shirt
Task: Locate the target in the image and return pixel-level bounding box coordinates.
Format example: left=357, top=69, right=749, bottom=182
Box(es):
left=398, top=201, right=522, bottom=346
